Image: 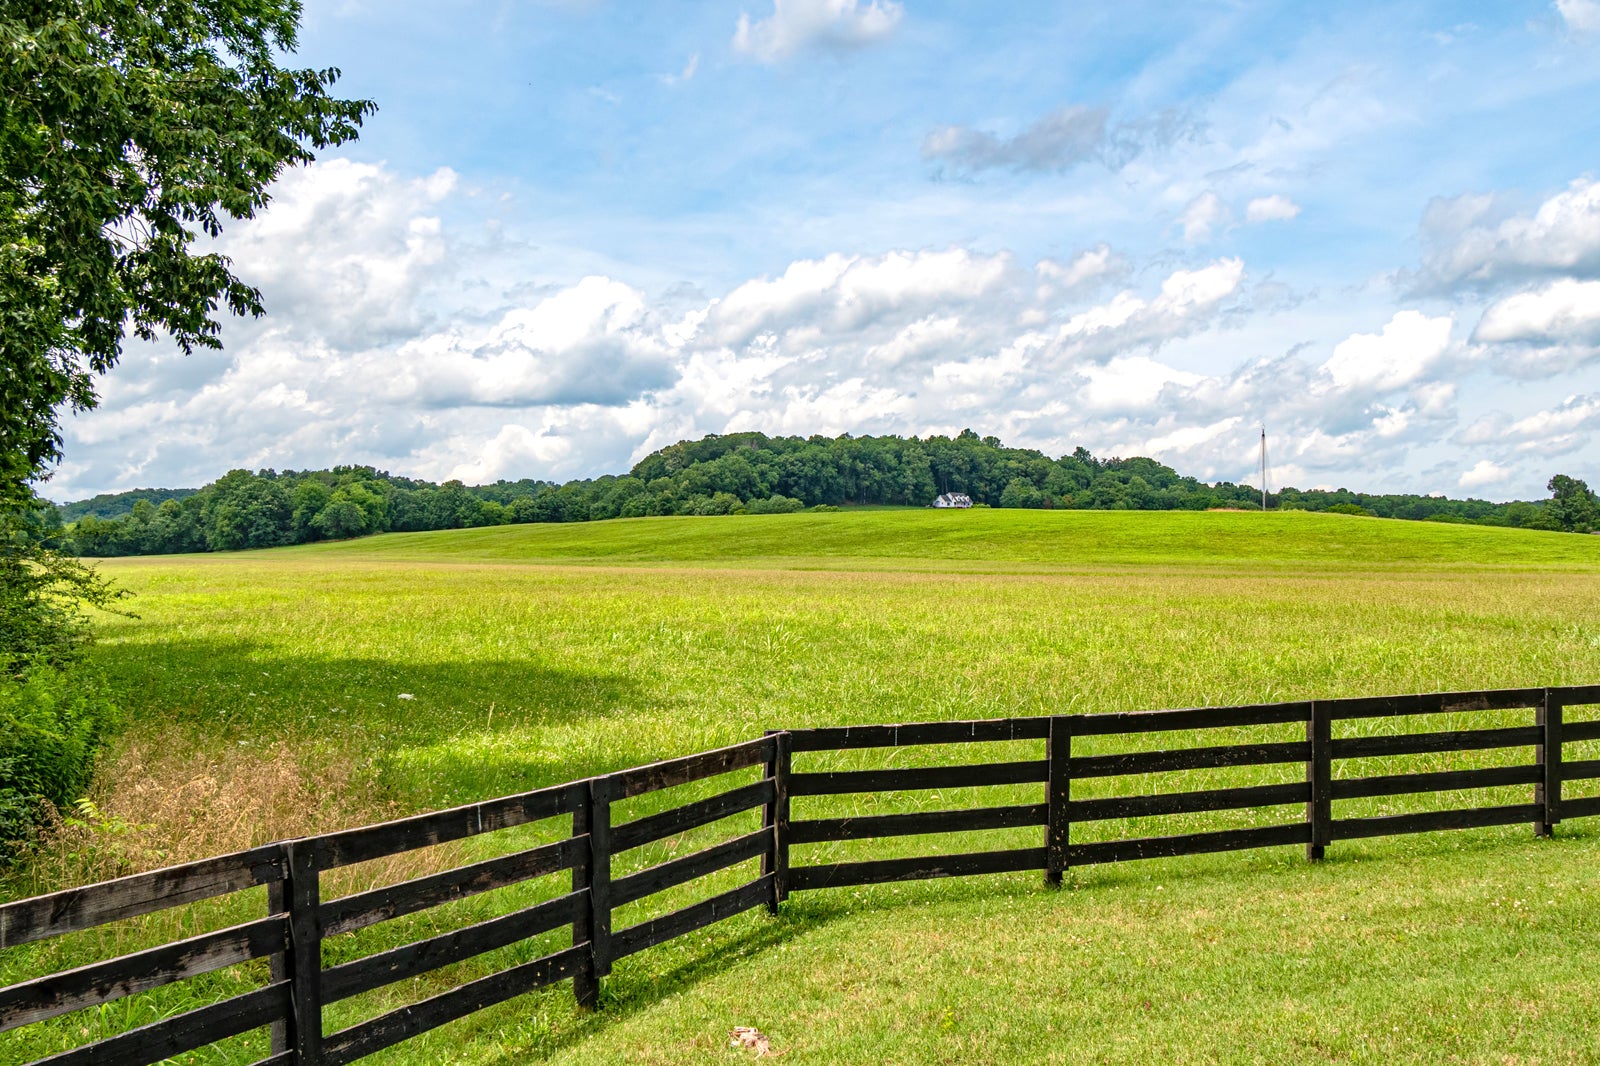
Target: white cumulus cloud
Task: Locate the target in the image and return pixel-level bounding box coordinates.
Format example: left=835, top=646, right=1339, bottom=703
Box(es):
left=1320, top=311, right=1455, bottom=393
left=733, top=0, right=902, bottom=62
left=1459, top=459, right=1511, bottom=490
left=1418, top=177, right=1600, bottom=292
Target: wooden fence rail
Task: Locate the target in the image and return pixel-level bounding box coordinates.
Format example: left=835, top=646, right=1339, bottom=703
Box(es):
left=3, top=685, right=1599, bottom=1065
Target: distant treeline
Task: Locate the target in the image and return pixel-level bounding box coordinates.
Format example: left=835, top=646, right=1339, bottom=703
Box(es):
left=45, top=430, right=1595, bottom=557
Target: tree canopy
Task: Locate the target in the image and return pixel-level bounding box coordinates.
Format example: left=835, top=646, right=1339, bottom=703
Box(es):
left=54, top=430, right=1578, bottom=558
left=0, top=0, right=373, bottom=506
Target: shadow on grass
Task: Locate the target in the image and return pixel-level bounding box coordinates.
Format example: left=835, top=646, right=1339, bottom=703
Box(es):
left=85, top=632, right=697, bottom=812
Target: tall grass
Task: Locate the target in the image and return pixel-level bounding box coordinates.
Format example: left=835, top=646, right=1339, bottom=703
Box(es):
left=3, top=509, right=1599, bottom=1064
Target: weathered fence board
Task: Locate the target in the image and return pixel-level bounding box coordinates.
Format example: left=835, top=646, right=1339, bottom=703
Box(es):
left=1070, top=740, right=1308, bottom=778
left=1067, top=782, right=1308, bottom=822
left=31, top=981, right=289, bottom=1066
left=1061, top=823, right=1310, bottom=866
left=789, top=802, right=1047, bottom=844
left=789, top=847, right=1045, bottom=890
left=0, top=915, right=287, bottom=1033
left=11, top=685, right=1600, bottom=1066
left=1329, top=764, right=1541, bottom=800
left=607, top=737, right=775, bottom=800
left=0, top=845, right=285, bottom=950
left=320, top=946, right=587, bottom=1066
left=320, top=892, right=583, bottom=1003
left=1331, top=803, right=1543, bottom=840
left=1331, top=725, right=1540, bottom=760
left=315, top=782, right=586, bottom=870
left=788, top=760, right=1047, bottom=796
left=320, top=837, right=581, bottom=938
left=610, top=876, right=773, bottom=959
left=789, top=718, right=1049, bottom=751
left=611, top=778, right=775, bottom=852
left=611, top=829, right=770, bottom=907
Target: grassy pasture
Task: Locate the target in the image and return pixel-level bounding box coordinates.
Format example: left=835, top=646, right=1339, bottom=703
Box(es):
left=4, top=509, right=1600, bottom=1064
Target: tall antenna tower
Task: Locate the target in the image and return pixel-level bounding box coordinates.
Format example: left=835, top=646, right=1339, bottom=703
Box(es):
left=1259, top=426, right=1270, bottom=511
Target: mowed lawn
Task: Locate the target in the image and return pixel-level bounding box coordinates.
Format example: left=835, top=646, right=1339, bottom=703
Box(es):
left=5, top=509, right=1600, bottom=1064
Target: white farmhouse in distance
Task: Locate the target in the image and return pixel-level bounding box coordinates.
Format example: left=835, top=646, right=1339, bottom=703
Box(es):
left=932, top=492, right=973, bottom=509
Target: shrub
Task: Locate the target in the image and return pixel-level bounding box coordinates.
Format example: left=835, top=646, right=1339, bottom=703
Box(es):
left=745, top=494, right=805, bottom=514
left=1326, top=503, right=1375, bottom=517
left=0, top=511, right=126, bottom=852
left=0, top=663, right=118, bottom=847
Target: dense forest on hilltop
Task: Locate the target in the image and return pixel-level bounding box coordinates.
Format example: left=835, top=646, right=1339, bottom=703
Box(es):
left=40, top=430, right=1597, bottom=557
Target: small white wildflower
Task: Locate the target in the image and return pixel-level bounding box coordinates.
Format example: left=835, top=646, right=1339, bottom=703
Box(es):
left=398, top=693, right=416, bottom=701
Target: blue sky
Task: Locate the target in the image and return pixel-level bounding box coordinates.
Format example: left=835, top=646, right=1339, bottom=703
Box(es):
left=53, top=0, right=1600, bottom=500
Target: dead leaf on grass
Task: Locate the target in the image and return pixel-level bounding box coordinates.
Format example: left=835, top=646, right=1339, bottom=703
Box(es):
left=729, top=1026, right=781, bottom=1057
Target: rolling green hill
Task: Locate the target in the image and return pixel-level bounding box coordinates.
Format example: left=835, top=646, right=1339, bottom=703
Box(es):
left=289, top=506, right=1600, bottom=571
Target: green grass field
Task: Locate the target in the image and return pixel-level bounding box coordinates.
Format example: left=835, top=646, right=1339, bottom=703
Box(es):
left=4, top=509, right=1600, bottom=1064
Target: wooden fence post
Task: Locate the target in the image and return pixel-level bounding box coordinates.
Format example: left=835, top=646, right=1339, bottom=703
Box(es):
left=762, top=731, right=792, bottom=912
left=1045, top=716, right=1072, bottom=886
left=571, top=782, right=598, bottom=1011
left=267, top=846, right=292, bottom=1058
left=1536, top=689, right=1563, bottom=838
left=587, top=777, right=614, bottom=985
left=1307, top=701, right=1331, bottom=861
left=284, top=839, right=324, bottom=1064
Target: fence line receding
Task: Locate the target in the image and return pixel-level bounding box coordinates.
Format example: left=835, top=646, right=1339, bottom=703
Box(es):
left=2, top=684, right=1598, bottom=1066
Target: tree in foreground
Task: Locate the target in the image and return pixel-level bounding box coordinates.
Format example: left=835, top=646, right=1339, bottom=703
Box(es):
left=0, top=0, right=372, bottom=848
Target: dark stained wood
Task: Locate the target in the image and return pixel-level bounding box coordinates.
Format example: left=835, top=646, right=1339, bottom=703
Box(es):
left=1563, top=718, right=1600, bottom=742
left=1331, top=764, right=1540, bottom=800
left=610, top=779, right=774, bottom=853
left=1322, top=688, right=1544, bottom=721
left=1331, top=725, right=1541, bottom=760
left=788, top=847, right=1045, bottom=891
left=610, top=875, right=773, bottom=959
left=0, top=916, right=287, bottom=1033
left=284, top=841, right=323, bottom=1065
left=1554, top=683, right=1600, bottom=705
left=27, top=981, right=289, bottom=1066
left=320, top=838, right=579, bottom=938
left=570, top=787, right=597, bottom=1011
left=788, top=717, right=1049, bottom=751
left=315, top=781, right=586, bottom=870
left=1070, top=740, right=1308, bottom=779
left=790, top=803, right=1047, bottom=844
left=1561, top=794, right=1600, bottom=819
left=1068, top=782, right=1307, bottom=823
left=607, top=736, right=775, bottom=800
left=247, top=1053, right=294, bottom=1066
left=612, top=830, right=771, bottom=907
left=1560, top=758, right=1600, bottom=781
left=319, top=946, right=587, bottom=1066
left=1537, top=693, right=1561, bottom=836
left=321, top=892, right=583, bottom=1003
left=267, top=877, right=289, bottom=1057
left=0, top=845, right=285, bottom=950
left=763, top=731, right=791, bottom=911
left=1066, top=702, right=1311, bottom=737
left=1307, top=700, right=1331, bottom=861
left=1331, top=803, right=1543, bottom=840
left=587, top=778, right=614, bottom=980
left=1062, top=823, right=1310, bottom=866
left=788, top=760, right=1047, bottom=796
left=1045, top=717, right=1071, bottom=885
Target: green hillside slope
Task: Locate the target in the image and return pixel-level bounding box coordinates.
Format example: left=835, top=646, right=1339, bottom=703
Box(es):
left=284, top=507, right=1600, bottom=570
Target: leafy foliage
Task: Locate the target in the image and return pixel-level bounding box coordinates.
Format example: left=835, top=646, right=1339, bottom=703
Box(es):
left=58, top=431, right=1572, bottom=556
left=0, top=508, right=125, bottom=849
left=0, top=0, right=373, bottom=506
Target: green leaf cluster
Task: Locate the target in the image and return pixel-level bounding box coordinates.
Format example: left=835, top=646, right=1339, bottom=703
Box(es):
left=0, top=0, right=372, bottom=506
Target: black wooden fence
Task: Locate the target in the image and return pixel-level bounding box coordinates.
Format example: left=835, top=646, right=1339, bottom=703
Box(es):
left=3, top=685, right=1598, bottom=1065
